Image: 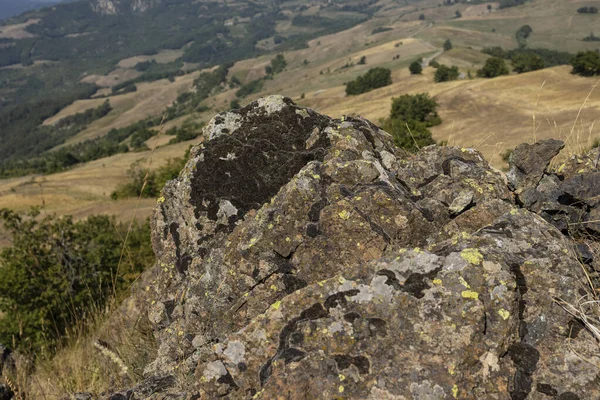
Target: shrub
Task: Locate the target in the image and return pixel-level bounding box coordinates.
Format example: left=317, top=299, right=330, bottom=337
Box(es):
left=390, top=93, right=441, bottom=127
left=577, top=6, right=598, bottom=14
left=477, top=57, right=509, bottom=78
left=0, top=208, right=154, bottom=353
left=111, top=154, right=188, bottom=200
left=236, top=79, right=264, bottom=98
left=265, top=54, right=286, bottom=76
left=443, top=39, right=453, bottom=51
left=358, top=56, right=367, bottom=65
left=570, top=51, right=600, bottom=76
left=409, top=60, right=423, bottom=75
left=511, top=53, right=545, bottom=73
left=429, top=60, right=440, bottom=68
left=434, top=64, right=460, bottom=82
left=382, top=118, right=435, bottom=152
left=516, top=25, right=533, bottom=47
left=345, top=67, right=392, bottom=95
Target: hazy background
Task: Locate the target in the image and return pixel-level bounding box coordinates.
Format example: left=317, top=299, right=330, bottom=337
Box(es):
left=0, top=0, right=63, bottom=21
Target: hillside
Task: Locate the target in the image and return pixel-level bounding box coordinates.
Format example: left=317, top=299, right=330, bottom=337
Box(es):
left=0, top=0, right=597, bottom=224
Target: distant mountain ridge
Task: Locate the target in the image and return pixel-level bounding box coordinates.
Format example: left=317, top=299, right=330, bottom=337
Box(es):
left=0, top=0, right=64, bottom=21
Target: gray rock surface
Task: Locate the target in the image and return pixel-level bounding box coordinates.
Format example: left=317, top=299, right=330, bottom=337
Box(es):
left=107, top=96, right=599, bottom=399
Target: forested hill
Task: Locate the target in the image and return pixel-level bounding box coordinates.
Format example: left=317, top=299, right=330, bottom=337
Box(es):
left=0, top=0, right=376, bottom=168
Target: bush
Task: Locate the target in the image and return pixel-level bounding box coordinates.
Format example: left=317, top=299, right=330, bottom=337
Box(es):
left=577, top=6, right=598, bottom=14
left=582, top=33, right=600, bottom=42
left=477, top=57, right=509, bottom=78
left=265, top=54, right=286, bottom=76
left=111, top=155, right=188, bottom=200
left=429, top=60, right=440, bottom=68
left=236, top=79, right=264, bottom=98
left=443, top=39, right=453, bottom=51
left=434, top=64, right=460, bottom=82
left=390, top=93, right=441, bottom=127
left=0, top=208, right=154, bottom=353
left=570, top=51, right=600, bottom=76
left=409, top=60, right=423, bottom=75
left=516, top=25, right=533, bottom=47
left=383, top=118, right=435, bottom=152
left=345, top=67, right=392, bottom=95
left=511, top=53, right=545, bottom=73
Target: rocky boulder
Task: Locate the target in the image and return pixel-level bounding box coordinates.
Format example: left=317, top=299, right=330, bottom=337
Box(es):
left=108, top=96, right=599, bottom=399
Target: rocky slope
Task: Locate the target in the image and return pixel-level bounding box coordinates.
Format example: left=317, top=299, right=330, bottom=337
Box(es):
left=109, top=96, right=599, bottom=399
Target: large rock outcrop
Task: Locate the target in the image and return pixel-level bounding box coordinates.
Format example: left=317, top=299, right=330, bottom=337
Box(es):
left=111, top=96, right=600, bottom=399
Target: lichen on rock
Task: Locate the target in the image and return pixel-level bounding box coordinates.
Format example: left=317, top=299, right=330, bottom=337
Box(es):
left=108, top=96, right=599, bottom=399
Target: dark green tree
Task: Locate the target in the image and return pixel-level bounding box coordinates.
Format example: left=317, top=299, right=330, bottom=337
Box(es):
left=455, top=10, right=462, bottom=18
left=390, top=93, right=441, bottom=127
left=570, top=51, right=600, bottom=76
left=434, top=64, right=460, bottom=82
left=478, top=57, right=510, bottom=78
left=511, top=53, right=545, bottom=73
left=358, top=56, right=367, bottom=65
left=345, top=68, right=392, bottom=95
left=516, top=25, right=533, bottom=47
left=443, top=39, right=453, bottom=51
left=409, top=59, right=423, bottom=74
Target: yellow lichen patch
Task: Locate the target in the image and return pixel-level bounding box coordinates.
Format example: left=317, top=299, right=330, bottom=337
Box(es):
left=448, top=364, right=455, bottom=375
left=268, top=223, right=274, bottom=229
left=452, top=384, right=459, bottom=398
left=458, top=276, right=471, bottom=289
left=270, top=285, right=278, bottom=291
left=414, top=247, right=422, bottom=253
left=460, top=248, right=484, bottom=265
left=311, top=173, right=321, bottom=179
left=433, top=279, right=443, bottom=285
left=338, top=210, right=351, bottom=220
left=285, top=237, right=291, bottom=242
left=339, top=374, right=346, bottom=381
left=461, top=290, right=479, bottom=300
left=510, top=208, right=519, bottom=215
left=338, top=386, right=345, bottom=393
left=271, top=301, right=282, bottom=310
left=498, top=308, right=510, bottom=320
left=157, top=196, right=165, bottom=203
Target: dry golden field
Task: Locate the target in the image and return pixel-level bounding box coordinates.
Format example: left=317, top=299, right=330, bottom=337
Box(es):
left=2, top=0, right=599, bottom=226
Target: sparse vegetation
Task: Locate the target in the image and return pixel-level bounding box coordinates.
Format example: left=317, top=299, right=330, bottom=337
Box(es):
left=345, top=67, right=392, bottom=95
left=582, top=33, right=600, bottom=42
left=265, top=54, right=287, bottom=76
left=111, top=153, right=188, bottom=200
left=0, top=208, right=154, bottom=354
left=371, top=27, right=393, bottom=35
